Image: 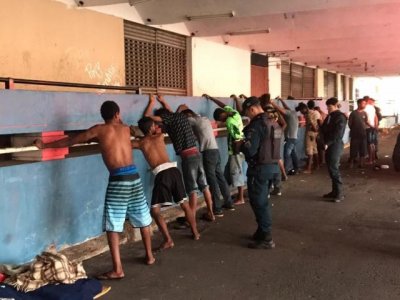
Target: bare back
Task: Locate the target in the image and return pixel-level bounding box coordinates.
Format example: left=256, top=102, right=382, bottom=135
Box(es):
left=139, top=134, right=170, bottom=169
left=94, top=123, right=133, bottom=171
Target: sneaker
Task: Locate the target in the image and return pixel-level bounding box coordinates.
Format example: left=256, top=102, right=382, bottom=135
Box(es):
left=322, top=192, right=336, bottom=199
left=222, top=203, right=236, bottom=211
left=248, top=239, right=275, bottom=249
left=214, top=210, right=224, bottom=217
left=270, top=188, right=282, bottom=196
left=288, top=169, right=298, bottom=176
left=333, top=195, right=345, bottom=203
left=252, top=229, right=263, bottom=241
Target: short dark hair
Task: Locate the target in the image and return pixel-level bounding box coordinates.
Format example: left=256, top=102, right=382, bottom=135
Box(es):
left=180, top=109, right=196, bottom=117
left=357, top=98, right=366, bottom=105
left=307, top=100, right=316, bottom=109
left=259, top=93, right=271, bottom=103
left=100, top=101, right=120, bottom=121
left=138, top=117, right=154, bottom=135
left=154, top=108, right=170, bottom=117
left=295, top=102, right=308, bottom=112
left=213, top=108, right=225, bottom=121
left=287, top=95, right=295, bottom=100
left=326, top=97, right=339, bottom=106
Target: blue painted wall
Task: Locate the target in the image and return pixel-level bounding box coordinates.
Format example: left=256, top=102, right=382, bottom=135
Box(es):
left=0, top=91, right=349, bottom=264
left=0, top=90, right=232, bottom=264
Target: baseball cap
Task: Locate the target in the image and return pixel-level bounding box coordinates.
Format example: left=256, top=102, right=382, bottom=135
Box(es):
left=242, top=96, right=260, bottom=113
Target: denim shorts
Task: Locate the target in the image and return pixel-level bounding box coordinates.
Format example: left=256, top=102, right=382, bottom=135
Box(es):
left=226, top=153, right=245, bottom=187
left=181, top=153, right=208, bottom=194
left=366, top=128, right=377, bottom=145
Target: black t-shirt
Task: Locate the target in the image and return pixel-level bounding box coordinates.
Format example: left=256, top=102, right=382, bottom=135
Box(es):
left=349, top=110, right=368, bottom=138
left=161, top=112, right=197, bottom=154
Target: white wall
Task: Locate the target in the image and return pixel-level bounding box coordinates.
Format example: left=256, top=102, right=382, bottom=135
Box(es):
left=316, top=69, right=325, bottom=98
left=268, top=57, right=281, bottom=98
left=191, top=37, right=251, bottom=97
left=355, top=76, right=400, bottom=116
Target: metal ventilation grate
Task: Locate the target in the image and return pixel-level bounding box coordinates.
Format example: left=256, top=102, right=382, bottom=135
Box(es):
left=124, top=20, right=188, bottom=95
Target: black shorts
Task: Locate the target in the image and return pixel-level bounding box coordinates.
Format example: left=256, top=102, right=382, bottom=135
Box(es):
left=151, top=167, right=187, bottom=207
left=350, top=137, right=367, bottom=159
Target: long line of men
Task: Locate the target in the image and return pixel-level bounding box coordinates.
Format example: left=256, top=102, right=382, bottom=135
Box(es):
left=34, top=93, right=349, bottom=280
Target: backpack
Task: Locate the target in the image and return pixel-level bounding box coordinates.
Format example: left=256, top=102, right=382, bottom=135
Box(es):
left=257, top=114, right=282, bottom=164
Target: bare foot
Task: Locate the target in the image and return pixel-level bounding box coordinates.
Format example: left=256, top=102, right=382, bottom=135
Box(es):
left=96, top=271, right=125, bottom=280
left=302, top=170, right=312, bottom=174
left=154, top=240, right=174, bottom=252
left=146, top=255, right=156, bottom=265
left=193, top=233, right=200, bottom=240
left=234, top=199, right=245, bottom=205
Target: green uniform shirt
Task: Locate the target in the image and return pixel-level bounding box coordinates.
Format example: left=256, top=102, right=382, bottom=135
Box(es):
left=224, top=106, right=244, bottom=154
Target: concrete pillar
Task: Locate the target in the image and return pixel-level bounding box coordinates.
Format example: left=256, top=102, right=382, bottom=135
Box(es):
left=268, top=57, right=282, bottom=98
left=336, top=73, right=342, bottom=100
left=315, top=68, right=325, bottom=98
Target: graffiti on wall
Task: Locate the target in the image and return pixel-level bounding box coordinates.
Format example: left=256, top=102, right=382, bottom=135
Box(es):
left=84, top=62, right=121, bottom=93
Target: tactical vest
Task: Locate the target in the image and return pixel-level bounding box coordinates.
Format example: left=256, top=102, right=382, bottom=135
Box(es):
left=257, top=114, right=282, bottom=165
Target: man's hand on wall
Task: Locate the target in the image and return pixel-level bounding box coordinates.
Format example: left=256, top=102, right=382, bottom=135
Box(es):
left=34, top=139, right=45, bottom=149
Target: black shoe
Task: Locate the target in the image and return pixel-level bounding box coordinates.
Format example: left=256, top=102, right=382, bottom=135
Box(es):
left=252, top=229, right=263, bottom=241
left=214, top=210, right=224, bottom=217
left=333, top=195, right=345, bottom=203
left=248, top=239, right=275, bottom=249
left=323, top=192, right=336, bottom=199
left=270, top=188, right=282, bottom=196
left=222, top=204, right=235, bottom=211
left=176, top=216, right=186, bottom=223
left=288, top=169, right=298, bottom=175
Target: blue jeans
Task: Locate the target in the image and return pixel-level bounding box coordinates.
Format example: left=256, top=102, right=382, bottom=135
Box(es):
left=283, top=138, right=299, bottom=173
left=202, top=149, right=232, bottom=211
left=326, top=142, right=344, bottom=196
left=247, top=164, right=277, bottom=235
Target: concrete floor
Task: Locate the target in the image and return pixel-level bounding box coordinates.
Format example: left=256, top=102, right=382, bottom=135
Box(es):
left=85, top=128, right=400, bottom=300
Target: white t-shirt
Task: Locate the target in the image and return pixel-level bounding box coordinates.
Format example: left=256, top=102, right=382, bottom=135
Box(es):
left=364, top=104, right=376, bottom=128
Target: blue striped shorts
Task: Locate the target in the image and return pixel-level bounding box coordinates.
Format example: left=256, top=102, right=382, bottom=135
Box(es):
left=103, top=173, right=152, bottom=232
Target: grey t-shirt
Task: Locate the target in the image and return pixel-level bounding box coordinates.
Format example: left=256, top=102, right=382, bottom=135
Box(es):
left=284, top=109, right=299, bottom=139
left=188, top=116, right=218, bottom=152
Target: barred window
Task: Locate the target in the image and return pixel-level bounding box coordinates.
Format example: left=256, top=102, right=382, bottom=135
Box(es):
left=324, top=71, right=337, bottom=98
left=281, top=62, right=315, bottom=99
left=124, top=20, right=189, bottom=95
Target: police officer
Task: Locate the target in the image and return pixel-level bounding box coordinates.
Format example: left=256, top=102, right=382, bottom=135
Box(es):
left=235, top=97, right=282, bottom=249
left=321, top=97, right=348, bottom=202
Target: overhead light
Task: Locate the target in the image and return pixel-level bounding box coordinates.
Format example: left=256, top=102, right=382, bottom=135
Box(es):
left=327, top=57, right=357, bottom=64
left=228, top=28, right=271, bottom=36
left=186, top=11, right=235, bottom=21
left=129, top=0, right=151, bottom=5
left=257, top=49, right=295, bottom=57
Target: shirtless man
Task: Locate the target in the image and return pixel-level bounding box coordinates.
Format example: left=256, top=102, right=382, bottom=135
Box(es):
left=144, top=94, right=215, bottom=222
left=34, top=100, right=154, bottom=280
left=132, top=117, right=200, bottom=250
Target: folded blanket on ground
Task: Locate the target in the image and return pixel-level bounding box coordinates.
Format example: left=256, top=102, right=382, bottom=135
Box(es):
left=0, top=278, right=102, bottom=300
left=4, top=252, right=87, bottom=292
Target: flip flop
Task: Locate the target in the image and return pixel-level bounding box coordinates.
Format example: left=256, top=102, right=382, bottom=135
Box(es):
left=96, top=272, right=124, bottom=281
left=173, top=222, right=189, bottom=229
left=233, top=200, right=245, bottom=205
left=94, top=286, right=112, bottom=299
left=200, top=213, right=215, bottom=222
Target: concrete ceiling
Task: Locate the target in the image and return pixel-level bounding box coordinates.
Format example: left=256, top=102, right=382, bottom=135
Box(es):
left=75, top=0, right=400, bottom=76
